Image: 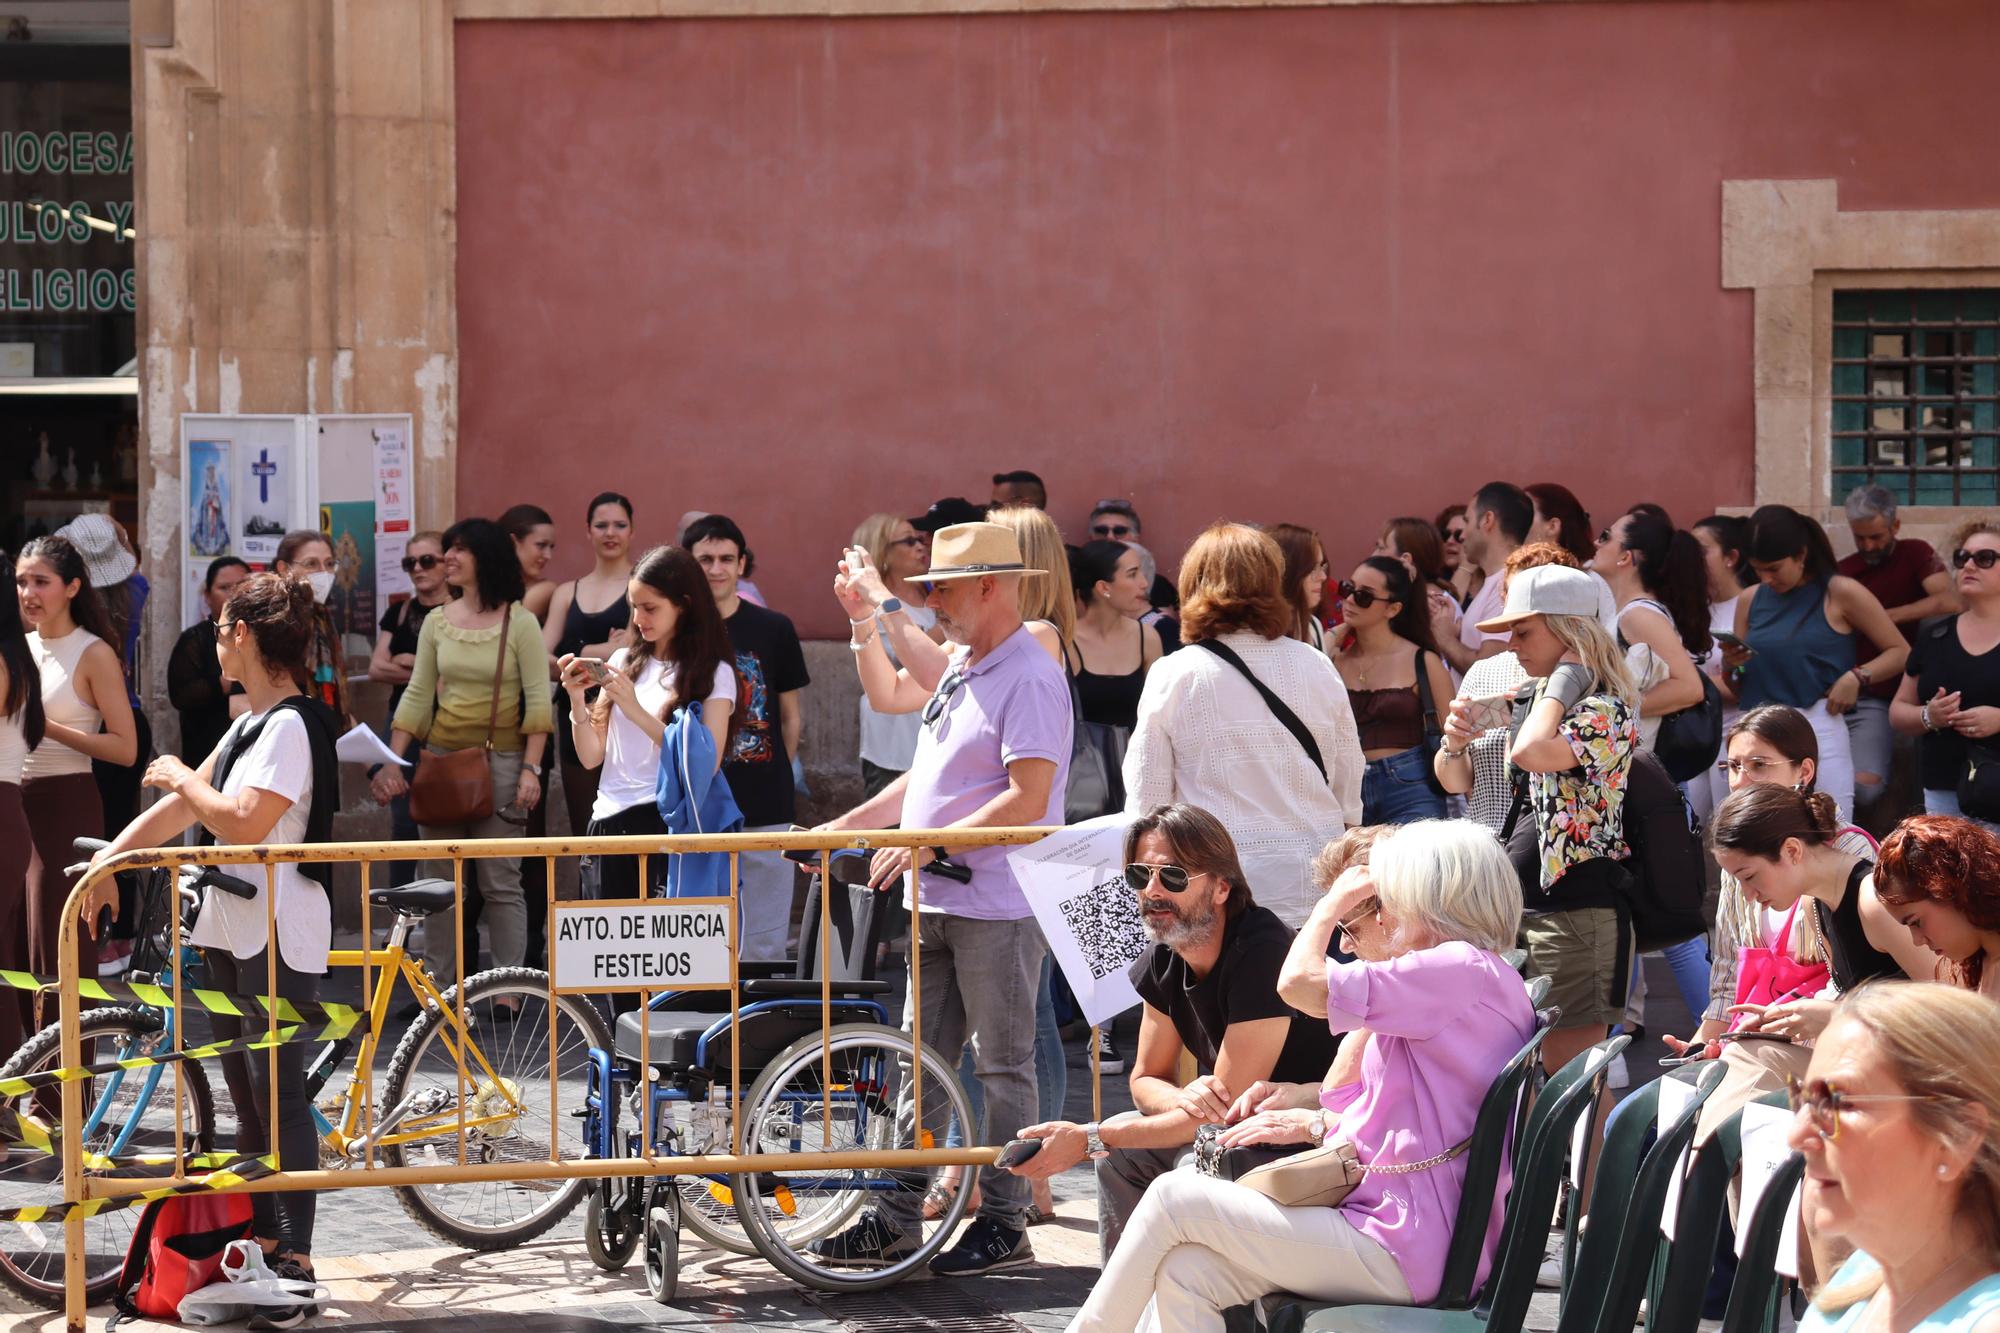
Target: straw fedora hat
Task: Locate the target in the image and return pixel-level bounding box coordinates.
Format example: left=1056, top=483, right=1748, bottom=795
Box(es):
left=922, top=522, right=1047, bottom=582
left=55, top=512, right=137, bottom=589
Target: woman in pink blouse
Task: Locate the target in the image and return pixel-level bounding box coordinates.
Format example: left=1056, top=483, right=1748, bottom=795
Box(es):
left=1066, top=820, right=1535, bottom=1332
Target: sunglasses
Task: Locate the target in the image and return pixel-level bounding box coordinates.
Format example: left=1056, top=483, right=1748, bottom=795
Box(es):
left=921, top=668, right=966, bottom=727
left=401, top=554, right=441, bottom=574
left=1335, top=897, right=1381, bottom=940
left=1952, top=548, right=2000, bottom=570
left=1337, top=581, right=1391, bottom=609
left=1123, top=863, right=1197, bottom=893
left=1092, top=523, right=1136, bottom=539
left=1784, top=1075, right=1947, bottom=1142
left=889, top=536, right=926, bottom=549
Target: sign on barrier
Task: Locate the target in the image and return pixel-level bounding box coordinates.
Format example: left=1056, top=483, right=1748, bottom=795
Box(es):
left=549, top=897, right=734, bottom=992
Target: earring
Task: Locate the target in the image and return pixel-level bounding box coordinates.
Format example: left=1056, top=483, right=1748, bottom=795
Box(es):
left=1939, top=1164, right=1951, bottom=1178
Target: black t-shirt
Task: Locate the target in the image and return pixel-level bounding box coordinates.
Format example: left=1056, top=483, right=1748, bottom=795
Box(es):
left=721, top=600, right=811, bottom=825
left=1128, top=905, right=1337, bottom=1084
left=379, top=597, right=443, bottom=718
left=1908, top=615, right=2000, bottom=791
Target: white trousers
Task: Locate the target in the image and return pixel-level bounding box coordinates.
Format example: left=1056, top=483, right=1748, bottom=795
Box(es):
left=1066, top=1167, right=1411, bottom=1333
left=1802, top=699, right=1855, bottom=826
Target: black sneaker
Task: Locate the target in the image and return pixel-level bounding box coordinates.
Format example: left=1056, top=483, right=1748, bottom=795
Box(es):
left=929, top=1216, right=1033, bottom=1277
left=1094, top=1029, right=1126, bottom=1074
left=248, top=1255, right=320, bottom=1327
left=807, top=1210, right=919, bottom=1268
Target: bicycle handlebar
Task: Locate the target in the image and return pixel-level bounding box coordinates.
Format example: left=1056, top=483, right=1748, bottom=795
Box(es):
left=66, top=838, right=259, bottom=900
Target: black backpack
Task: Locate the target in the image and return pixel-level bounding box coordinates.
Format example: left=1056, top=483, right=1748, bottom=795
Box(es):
left=1504, top=746, right=1708, bottom=953
left=198, top=696, right=342, bottom=891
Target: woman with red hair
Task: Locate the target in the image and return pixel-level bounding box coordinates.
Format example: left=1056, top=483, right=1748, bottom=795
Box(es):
left=1873, top=815, right=2000, bottom=999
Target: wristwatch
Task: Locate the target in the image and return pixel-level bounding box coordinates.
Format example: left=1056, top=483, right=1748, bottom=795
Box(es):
left=879, top=596, right=904, bottom=617
left=1305, top=1110, right=1328, bottom=1147
left=1081, top=1122, right=1110, bottom=1160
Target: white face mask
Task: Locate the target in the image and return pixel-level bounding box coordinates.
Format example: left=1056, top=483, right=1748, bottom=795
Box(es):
left=307, top=570, right=335, bottom=604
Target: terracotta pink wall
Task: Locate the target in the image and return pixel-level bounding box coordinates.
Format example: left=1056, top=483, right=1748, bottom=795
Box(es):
left=454, top=1, right=2000, bottom=637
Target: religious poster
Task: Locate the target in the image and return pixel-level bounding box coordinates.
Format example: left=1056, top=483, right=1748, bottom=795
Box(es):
left=238, top=441, right=293, bottom=563
left=320, top=501, right=377, bottom=654
left=186, top=440, right=231, bottom=558
left=373, top=424, right=413, bottom=605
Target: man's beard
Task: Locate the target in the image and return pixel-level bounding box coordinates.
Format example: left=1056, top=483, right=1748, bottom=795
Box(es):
left=1860, top=543, right=1894, bottom=567
left=1142, top=894, right=1221, bottom=950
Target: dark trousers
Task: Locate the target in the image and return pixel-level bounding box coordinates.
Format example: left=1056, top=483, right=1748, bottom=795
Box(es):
left=0, top=782, right=31, bottom=1058
left=206, top=947, right=322, bottom=1254
left=583, top=801, right=669, bottom=1017
left=22, top=773, right=102, bottom=1030
left=91, top=710, right=152, bottom=940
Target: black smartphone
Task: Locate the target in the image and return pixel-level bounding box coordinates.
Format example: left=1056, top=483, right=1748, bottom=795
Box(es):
left=993, top=1137, right=1044, bottom=1170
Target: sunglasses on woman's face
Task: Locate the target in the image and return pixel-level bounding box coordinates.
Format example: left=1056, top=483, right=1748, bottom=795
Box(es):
left=1092, top=523, right=1136, bottom=539
left=401, top=554, right=441, bottom=574
left=888, top=536, right=926, bottom=549
left=1123, top=863, right=1195, bottom=893
left=1952, top=548, right=2000, bottom=571
left=1337, top=581, right=1389, bottom=609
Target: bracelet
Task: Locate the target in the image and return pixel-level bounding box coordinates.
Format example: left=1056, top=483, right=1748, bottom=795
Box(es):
left=1440, top=745, right=1469, bottom=760
left=1850, top=666, right=1872, bottom=687
left=1923, top=703, right=1937, bottom=732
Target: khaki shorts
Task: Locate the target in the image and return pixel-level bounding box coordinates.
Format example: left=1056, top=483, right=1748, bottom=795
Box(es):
left=1520, top=906, right=1629, bottom=1028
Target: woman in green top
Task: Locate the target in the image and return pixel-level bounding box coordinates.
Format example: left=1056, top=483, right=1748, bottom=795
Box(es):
left=372, top=517, right=552, bottom=983
left=1792, top=983, right=2000, bottom=1333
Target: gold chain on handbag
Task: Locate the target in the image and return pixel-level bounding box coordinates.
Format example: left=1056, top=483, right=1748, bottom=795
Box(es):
left=1363, top=1138, right=1472, bottom=1175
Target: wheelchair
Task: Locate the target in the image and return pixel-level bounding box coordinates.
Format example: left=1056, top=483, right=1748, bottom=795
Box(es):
left=579, top=850, right=977, bottom=1300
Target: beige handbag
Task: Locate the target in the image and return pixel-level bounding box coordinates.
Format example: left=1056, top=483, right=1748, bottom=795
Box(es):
left=1198, top=1121, right=1471, bottom=1209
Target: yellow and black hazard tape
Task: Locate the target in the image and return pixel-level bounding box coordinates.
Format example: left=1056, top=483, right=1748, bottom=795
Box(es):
left=0, top=967, right=364, bottom=1029
left=0, top=1154, right=279, bottom=1225
left=0, top=1014, right=362, bottom=1100
left=0, top=1104, right=270, bottom=1175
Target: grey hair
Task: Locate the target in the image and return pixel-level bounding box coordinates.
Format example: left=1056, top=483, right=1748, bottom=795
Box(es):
left=1368, top=820, right=1524, bottom=955
left=1126, top=541, right=1159, bottom=590
left=1843, top=483, right=1899, bottom=526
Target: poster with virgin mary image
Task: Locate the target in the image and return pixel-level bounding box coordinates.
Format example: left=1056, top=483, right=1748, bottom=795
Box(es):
left=187, top=440, right=231, bottom=558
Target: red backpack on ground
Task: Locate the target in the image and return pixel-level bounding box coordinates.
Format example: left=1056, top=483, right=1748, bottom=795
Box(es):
left=112, top=1188, right=256, bottom=1322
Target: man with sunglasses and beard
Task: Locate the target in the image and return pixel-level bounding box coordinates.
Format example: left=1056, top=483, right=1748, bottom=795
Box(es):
left=814, top=522, right=1073, bottom=1277
left=1006, top=803, right=1337, bottom=1261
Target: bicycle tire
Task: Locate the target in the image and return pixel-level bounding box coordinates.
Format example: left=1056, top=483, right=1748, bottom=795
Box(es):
left=380, top=966, right=610, bottom=1250
left=0, top=1006, right=217, bottom=1309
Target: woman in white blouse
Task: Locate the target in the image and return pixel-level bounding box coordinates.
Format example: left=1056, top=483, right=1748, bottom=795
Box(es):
left=1123, top=523, right=1365, bottom=927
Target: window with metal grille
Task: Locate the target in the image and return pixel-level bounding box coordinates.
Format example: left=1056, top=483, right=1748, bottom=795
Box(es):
left=1831, top=289, right=2000, bottom=506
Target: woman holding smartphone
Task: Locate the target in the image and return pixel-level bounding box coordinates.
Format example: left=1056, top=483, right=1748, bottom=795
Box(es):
left=545, top=493, right=637, bottom=841
left=563, top=545, right=735, bottom=901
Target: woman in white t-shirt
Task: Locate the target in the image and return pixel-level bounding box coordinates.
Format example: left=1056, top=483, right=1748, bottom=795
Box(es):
left=562, top=545, right=736, bottom=901
left=87, top=572, right=333, bottom=1291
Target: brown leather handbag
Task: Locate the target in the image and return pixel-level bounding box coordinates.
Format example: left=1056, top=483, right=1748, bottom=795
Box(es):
left=408, top=605, right=512, bottom=827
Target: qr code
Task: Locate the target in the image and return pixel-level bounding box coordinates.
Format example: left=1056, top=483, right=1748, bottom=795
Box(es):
left=1058, top=878, right=1150, bottom=981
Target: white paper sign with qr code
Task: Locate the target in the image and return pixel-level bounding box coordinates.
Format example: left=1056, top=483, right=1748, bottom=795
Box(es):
left=1009, top=814, right=1145, bottom=1029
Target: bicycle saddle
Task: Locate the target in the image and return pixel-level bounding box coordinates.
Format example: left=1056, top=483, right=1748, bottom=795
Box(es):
left=368, top=878, right=459, bottom=916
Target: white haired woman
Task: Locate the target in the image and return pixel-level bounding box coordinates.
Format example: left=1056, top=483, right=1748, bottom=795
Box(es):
left=1066, top=820, right=1533, bottom=1332
left=1791, top=982, right=2000, bottom=1333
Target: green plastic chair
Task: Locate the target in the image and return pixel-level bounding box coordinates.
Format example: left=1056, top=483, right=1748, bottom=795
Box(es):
left=1645, top=1089, right=1789, bottom=1333
left=1263, top=1033, right=1629, bottom=1333
left=1719, top=1151, right=1806, bottom=1333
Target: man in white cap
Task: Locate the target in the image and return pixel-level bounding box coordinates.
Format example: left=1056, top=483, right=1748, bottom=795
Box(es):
left=814, top=521, right=1073, bottom=1276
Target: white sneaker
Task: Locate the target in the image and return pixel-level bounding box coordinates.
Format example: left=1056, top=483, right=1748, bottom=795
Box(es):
left=1607, top=1052, right=1630, bottom=1090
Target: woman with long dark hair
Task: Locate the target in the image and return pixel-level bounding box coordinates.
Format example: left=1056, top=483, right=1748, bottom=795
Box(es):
left=544, top=492, right=637, bottom=845
left=1333, top=557, right=1453, bottom=825
left=1726, top=505, right=1909, bottom=822
left=500, top=503, right=559, bottom=624
left=1266, top=522, right=1330, bottom=651
left=1593, top=507, right=1712, bottom=749
left=1067, top=539, right=1164, bottom=731
left=372, top=517, right=552, bottom=984
left=1375, top=517, right=1463, bottom=653
left=14, top=536, right=136, bottom=1008
left=1, top=556, right=47, bottom=1054
left=1435, top=504, right=1476, bottom=608
left=272, top=529, right=351, bottom=727
left=86, top=572, right=338, bottom=1296
left=563, top=545, right=736, bottom=901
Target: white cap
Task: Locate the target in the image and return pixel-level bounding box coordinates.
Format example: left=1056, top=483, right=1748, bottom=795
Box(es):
left=1475, top=564, right=1601, bottom=634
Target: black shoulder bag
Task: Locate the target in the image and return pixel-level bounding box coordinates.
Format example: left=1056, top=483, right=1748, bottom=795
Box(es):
left=1192, top=639, right=1326, bottom=783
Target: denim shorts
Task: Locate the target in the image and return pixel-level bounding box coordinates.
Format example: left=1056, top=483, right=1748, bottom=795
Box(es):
left=1360, top=744, right=1447, bottom=826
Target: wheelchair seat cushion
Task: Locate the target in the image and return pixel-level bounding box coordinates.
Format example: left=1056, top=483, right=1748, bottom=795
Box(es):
left=614, top=1008, right=727, bottom=1068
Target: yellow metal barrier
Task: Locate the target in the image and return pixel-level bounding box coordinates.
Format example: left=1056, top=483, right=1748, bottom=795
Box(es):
left=52, top=826, right=1056, bottom=1330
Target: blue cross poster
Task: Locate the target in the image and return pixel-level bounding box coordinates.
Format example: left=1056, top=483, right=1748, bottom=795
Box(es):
left=238, top=440, right=292, bottom=563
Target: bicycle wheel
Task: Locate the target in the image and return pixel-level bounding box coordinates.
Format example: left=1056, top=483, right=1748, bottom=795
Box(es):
left=380, top=967, right=610, bottom=1249
left=732, top=1022, right=973, bottom=1292
left=0, top=1006, right=217, bottom=1308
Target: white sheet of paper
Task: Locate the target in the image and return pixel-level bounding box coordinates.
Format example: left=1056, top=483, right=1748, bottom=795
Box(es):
left=1008, top=815, right=1144, bottom=1029
left=1775, top=1181, right=1803, bottom=1279
left=335, top=722, right=411, bottom=769
left=1570, top=1048, right=1611, bottom=1190
left=1736, top=1102, right=1794, bottom=1261
left=1656, top=1075, right=1698, bottom=1240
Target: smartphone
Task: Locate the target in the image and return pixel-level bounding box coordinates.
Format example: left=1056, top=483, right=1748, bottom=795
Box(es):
left=1714, top=632, right=1755, bottom=657
left=577, top=658, right=613, bottom=685
left=1718, top=1029, right=1794, bottom=1046
left=1658, top=1052, right=1707, bottom=1068
left=1460, top=694, right=1514, bottom=733
left=993, top=1138, right=1044, bottom=1170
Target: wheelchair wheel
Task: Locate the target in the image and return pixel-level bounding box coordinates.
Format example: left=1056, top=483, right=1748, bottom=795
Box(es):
left=643, top=1180, right=681, bottom=1303
left=731, top=1022, right=974, bottom=1292
left=585, top=1185, right=640, bottom=1271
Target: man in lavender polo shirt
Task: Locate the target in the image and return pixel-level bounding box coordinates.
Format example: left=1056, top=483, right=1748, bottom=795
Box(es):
left=813, top=521, right=1072, bottom=1276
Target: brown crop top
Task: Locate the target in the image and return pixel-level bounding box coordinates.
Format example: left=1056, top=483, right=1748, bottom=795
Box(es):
left=1349, top=685, right=1426, bottom=753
